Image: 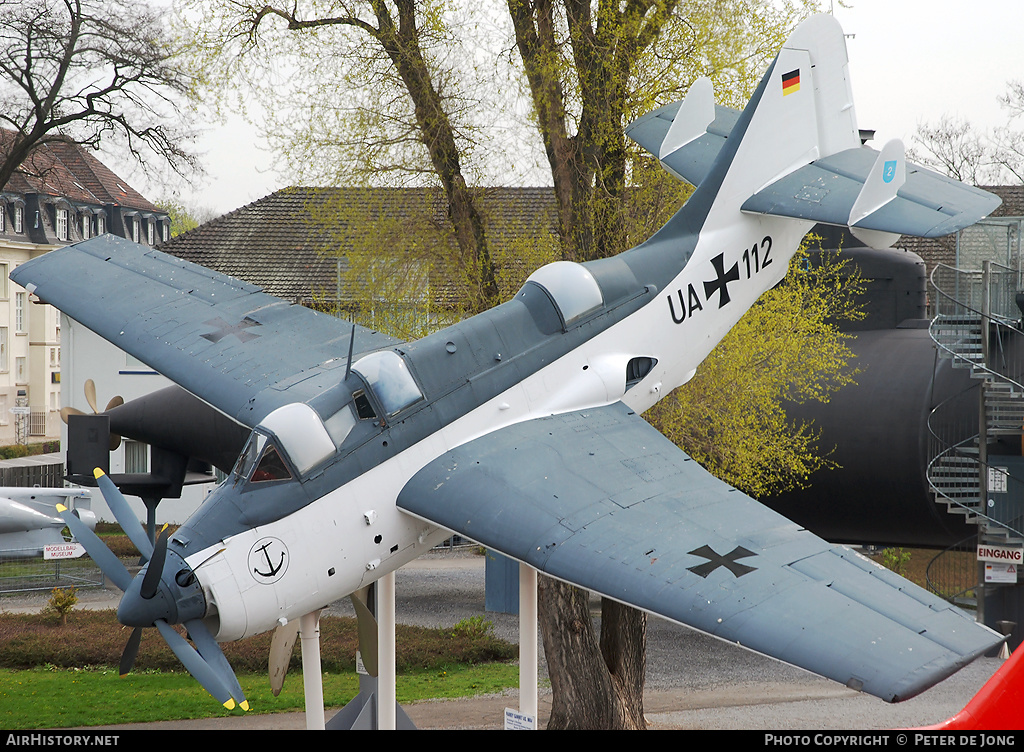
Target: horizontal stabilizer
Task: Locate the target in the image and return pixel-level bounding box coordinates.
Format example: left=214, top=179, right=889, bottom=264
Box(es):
left=626, top=99, right=740, bottom=186
left=741, top=145, right=1001, bottom=238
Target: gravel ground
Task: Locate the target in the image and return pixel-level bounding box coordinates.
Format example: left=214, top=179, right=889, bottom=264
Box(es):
left=1, top=547, right=1006, bottom=730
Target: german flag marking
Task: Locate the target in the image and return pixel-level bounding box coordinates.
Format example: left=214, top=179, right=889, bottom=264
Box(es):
left=782, top=69, right=800, bottom=96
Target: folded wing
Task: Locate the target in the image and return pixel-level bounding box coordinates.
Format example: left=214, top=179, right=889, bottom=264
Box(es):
left=10, top=235, right=399, bottom=428
left=397, top=402, right=1002, bottom=702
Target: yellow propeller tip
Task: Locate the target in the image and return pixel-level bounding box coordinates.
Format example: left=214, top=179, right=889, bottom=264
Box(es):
left=93, top=468, right=105, bottom=479
left=56, top=503, right=67, bottom=513
left=240, top=701, right=250, bottom=712
left=223, top=699, right=236, bottom=710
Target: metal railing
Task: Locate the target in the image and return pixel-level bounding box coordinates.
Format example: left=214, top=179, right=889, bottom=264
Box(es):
left=927, top=261, right=1024, bottom=540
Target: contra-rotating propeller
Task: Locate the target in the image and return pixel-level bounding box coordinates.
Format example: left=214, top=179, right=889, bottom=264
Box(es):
left=59, top=379, right=124, bottom=451
left=57, top=469, right=247, bottom=710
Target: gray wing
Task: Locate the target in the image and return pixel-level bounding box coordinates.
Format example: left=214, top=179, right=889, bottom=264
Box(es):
left=10, top=235, right=399, bottom=428
left=741, top=149, right=1001, bottom=237
left=397, top=402, right=1002, bottom=703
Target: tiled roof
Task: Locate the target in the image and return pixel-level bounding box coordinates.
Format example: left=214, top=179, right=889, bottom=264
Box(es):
left=0, top=129, right=157, bottom=211
left=159, top=186, right=559, bottom=304
left=981, top=185, right=1024, bottom=218
left=895, top=185, right=1024, bottom=271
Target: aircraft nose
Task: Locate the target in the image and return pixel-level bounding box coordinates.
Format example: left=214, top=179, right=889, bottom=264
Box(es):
left=117, top=530, right=207, bottom=628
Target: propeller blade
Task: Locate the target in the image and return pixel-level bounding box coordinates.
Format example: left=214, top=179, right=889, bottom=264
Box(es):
left=186, top=618, right=249, bottom=711
left=350, top=587, right=379, bottom=678
left=56, top=504, right=131, bottom=591
left=105, top=395, right=125, bottom=411
left=84, top=379, right=99, bottom=414
left=269, top=619, right=300, bottom=697
left=120, top=627, right=143, bottom=677
left=140, top=526, right=169, bottom=600
left=59, top=406, right=86, bottom=424
left=94, top=469, right=153, bottom=560
left=154, top=620, right=236, bottom=710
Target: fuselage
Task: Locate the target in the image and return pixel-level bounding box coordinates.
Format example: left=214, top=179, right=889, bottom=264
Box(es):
left=164, top=205, right=811, bottom=642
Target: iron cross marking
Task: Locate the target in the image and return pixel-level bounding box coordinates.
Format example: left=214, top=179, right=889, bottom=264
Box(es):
left=703, top=253, right=740, bottom=308
left=201, top=316, right=262, bottom=344
left=687, top=544, right=758, bottom=578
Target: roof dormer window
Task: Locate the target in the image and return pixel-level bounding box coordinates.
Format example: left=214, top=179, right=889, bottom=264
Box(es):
left=13, top=205, right=23, bottom=234
left=56, top=208, right=69, bottom=241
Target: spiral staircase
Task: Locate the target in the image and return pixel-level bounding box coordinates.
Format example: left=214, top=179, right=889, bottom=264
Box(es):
left=927, top=262, right=1024, bottom=599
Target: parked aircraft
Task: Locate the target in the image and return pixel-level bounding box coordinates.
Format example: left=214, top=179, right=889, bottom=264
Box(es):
left=0, top=488, right=93, bottom=559
left=12, top=15, right=1007, bottom=713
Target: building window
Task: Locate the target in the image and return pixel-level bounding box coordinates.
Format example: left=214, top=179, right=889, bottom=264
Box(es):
left=0, top=327, right=8, bottom=372
left=147, top=220, right=154, bottom=245
left=15, top=292, right=25, bottom=333
left=162, top=222, right=170, bottom=242
left=0, top=264, right=7, bottom=299
left=13, top=206, right=23, bottom=233
left=132, top=217, right=139, bottom=243
left=56, top=208, right=69, bottom=241
left=0, top=206, right=5, bottom=233
left=81, top=214, right=90, bottom=239
left=97, top=213, right=105, bottom=235
left=124, top=440, right=149, bottom=473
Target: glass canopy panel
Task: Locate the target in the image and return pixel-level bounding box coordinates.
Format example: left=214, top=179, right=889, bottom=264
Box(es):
left=524, top=261, right=603, bottom=325
left=258, top=403, right=336, bottom=476
left=352, top=350, right=423, bottom=416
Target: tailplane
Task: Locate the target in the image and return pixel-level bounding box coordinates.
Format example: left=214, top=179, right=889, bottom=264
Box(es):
left=627, top=14, right=1000, bottom=244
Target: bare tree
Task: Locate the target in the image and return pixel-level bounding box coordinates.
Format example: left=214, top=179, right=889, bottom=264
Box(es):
left=911, top=80, right=1024, bottom=185
left=0, top=0, right=199, bottom=190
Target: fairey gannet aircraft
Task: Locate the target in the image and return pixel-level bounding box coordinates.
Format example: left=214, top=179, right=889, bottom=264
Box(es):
left=12, top=14, right=1006, bottom=712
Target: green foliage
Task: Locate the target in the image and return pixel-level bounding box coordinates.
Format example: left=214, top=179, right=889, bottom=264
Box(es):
left=881, top=547, right=912, bottom=577
left=449, top=615, right=493, bottom=639
left=0, top=441, right=59, bottom=459
left=41, top=588, right=78, bottom=626
left=0, top=609, right=515, bottom=674
left=646, top=247, right=864, bottom=498
left=155, top=199, right=218, bottom=237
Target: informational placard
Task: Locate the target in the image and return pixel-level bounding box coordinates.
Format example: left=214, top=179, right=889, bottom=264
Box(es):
left=988, top=466, right=1009, bottom=493
left=44, top=543, right=85, bottom=560
left=985, top=562, right=1018, bottom=584
left=504, top=707, right=536, bottom=730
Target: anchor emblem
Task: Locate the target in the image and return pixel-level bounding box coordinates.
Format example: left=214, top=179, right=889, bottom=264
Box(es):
left=248, top=536, right=289, bottom=583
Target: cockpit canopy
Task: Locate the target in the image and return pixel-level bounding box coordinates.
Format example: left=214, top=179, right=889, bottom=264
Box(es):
left=523, top=261, right=604, bottom=327
left=351, top=350, right=423, bottom=416
left=233, top=403, right=335, bottom=485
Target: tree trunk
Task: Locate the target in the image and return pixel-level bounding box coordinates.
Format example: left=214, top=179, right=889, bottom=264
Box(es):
left=538, top=576, right=647, bottom=730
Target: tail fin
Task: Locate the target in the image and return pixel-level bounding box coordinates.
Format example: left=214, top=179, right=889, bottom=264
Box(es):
left=628, top=14, right=1000, bottom=242
left=919, top=646, right=1024, bottom=731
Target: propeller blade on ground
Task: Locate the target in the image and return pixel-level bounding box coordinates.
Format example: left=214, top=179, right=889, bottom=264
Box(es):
left=154, top=620, right=236, bottom=710
left=351, top=587, right=379, bottom=678
left=269, top=619, right=300, bottom=697
left=186, top=618, right=249, bottom=711
left=94, top=469, right=153, bottom=560
left=120, top=627, right=143, bottom=677
left=56, top=504, right=131, bottom=591
left=140, top=526, right=169, bottom=600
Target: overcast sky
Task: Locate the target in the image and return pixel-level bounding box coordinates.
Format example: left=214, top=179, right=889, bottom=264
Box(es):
left=120, top=2, right=1024, bottom=218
